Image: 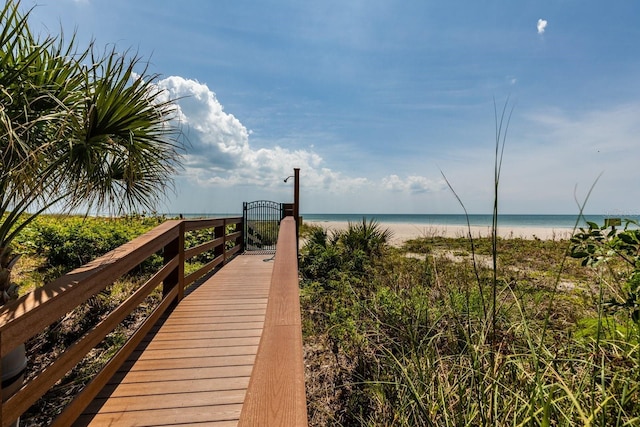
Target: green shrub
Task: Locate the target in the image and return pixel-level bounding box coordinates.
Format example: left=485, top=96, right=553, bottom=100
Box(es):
left=301, top=228, right=640, bottom=426
left=300, top=219, right=391, bottom=285
left=14, top=215, right=165, bottom=278
left=571, top=219, right=640, bottom=324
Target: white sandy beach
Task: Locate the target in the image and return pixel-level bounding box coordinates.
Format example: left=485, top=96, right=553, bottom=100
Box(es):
left=304, top=220, right=574, bottom=246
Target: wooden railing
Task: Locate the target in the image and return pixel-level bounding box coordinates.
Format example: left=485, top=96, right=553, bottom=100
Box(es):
left=239, top=216, right=308, bottom=426
left=0, top=217, right=243, bottom=427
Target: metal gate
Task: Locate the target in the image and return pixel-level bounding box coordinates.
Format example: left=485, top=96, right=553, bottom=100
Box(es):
left=243, top=200, right=284, bottom=253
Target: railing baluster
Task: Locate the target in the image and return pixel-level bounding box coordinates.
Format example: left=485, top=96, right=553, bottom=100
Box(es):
left=162, top=230, right=180, bottom=300
left=215, top=221, right=225, bottom=265
left=177, top=221, right=186, bottom=301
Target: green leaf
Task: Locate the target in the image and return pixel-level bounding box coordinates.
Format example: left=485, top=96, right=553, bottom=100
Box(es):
left=586, top=221, right=599, bottom=230
left=619, top=232, right=639, bottom=245
left=570, top=251, right=589, bottom=259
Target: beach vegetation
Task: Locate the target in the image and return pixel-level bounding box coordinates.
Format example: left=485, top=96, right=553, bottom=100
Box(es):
left=570, top=219, right=640, bottom=325
left=300, top=100, right=639, bottom=425
left=13, top=214, right=165, bottom=284
left=300, top=218, right=391, bottom=284
left=301, top=221, right=640, bottom=426
left=246, top=220, right=280, bottom=248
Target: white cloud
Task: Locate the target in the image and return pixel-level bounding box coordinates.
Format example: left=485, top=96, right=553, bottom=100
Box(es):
left=155, top=76, right=640, bottom=215
left=537, top=19, right=548, bottom=35
left=382, top=175, right=445, bottom=194
left=157, top=76, right=369, bottom=192
left=156, top=76, right=456, bottom=213
left=491, top=102, right=640, bottom=213
left=158, top=76, right=249, bottom=169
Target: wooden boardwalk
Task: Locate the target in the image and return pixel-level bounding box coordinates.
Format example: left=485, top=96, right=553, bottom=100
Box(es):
left=75, top=254, right=275, bottom=426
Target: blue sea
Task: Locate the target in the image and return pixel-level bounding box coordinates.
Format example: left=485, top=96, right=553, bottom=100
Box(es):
left=175, top=213, right=640, bottom=230
left=301, top=214, right=639, bottom=230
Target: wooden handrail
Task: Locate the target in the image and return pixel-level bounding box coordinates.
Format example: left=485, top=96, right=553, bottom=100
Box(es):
left=0, top=216, right=243, bottom=427
left=238, top=216, right=308, bottom=426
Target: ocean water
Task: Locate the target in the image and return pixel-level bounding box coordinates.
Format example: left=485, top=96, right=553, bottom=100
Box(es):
left=301, top=214, right=640, bottom=229
left=177, top=213, right=640, bottom=230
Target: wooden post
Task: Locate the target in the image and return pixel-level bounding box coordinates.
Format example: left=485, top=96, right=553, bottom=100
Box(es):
left=0, top=332, right=3, bottom=427
left=177, top=222, right=185, bottom=301
left=163, top=222, right=185, bottom=301
left=214, top=221, right=225, bottom=265
left=162, top=238, right=179, bottom=299
left=293, top=168, right=300, bottom=254
left=237, top=218, right=245, bottom=253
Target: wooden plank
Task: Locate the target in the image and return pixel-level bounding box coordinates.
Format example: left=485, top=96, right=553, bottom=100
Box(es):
left=145, top=329, right=263, bottom=342
left=173, top=299, right=268, bottom=306
left=74, top=254, right=274, bottom=426
left=75, top=404, right=244, bottom=426
left=169, top=298, right=268, bottom=303
left=109, top=365, right=254, bottom=385
left=50, top=287, right=180, bottom=427
left=150, top=318, right=266, bottom=330
left=129, top=345, right=258, bottom=361
left=138, top=336, right=261, bottom=351
left=157, top=310, right=266, bottom=319
left=155, top=309, right=267, bottom=319
left=176, top=303, right=268, bottom=309
left=239, top=217, right=308, bottom=427
left=185, top=305, right=267, bottom=314
left=184, top=236, right=224, bottom=260
left=157, top=314, right=266, bottom=323
left=86, top=389, right=246, bottom=413
left=227, top=230, right=242, bottom=241
left=149, top=321, right=264, bottom=333
left=120, top=354, right=256, bottom=371
left=95, top=376, right=250, bottom=399
left=183, top=217, right=232, bottom=232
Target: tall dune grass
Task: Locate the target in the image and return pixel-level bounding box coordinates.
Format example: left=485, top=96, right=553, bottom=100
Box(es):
left=300, top=101, right=639, bottom=426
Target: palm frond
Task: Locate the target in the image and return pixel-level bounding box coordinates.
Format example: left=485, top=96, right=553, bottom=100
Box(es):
left=0, top=0, right=183, bottom=250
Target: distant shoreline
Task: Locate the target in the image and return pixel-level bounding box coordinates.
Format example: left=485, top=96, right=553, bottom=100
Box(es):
left=304, top=220, right=576, bottom=245
left=300, top=213, right=639, bottom=229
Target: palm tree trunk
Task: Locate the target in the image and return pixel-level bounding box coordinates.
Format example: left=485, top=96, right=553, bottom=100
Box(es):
left=0, top=246, right=25, bottom=427
left=0, top=247, right=20, bottom=304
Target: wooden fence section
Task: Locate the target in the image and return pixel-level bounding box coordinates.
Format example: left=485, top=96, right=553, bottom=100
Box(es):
left=239, top=217, right=308, bottom=426
left=73, top=254, right=274, bottom=426
left=0, top=217, right=243, bottom=427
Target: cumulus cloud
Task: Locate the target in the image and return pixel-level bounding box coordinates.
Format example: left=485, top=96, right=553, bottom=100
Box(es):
left=159, top=76, right=250, bottom=170
left=537, top=19, right=548, bottom=35
left=382, top=175, right=445, bottom=194
left=155, top=75, right=451, bottom=212
left=157, top=76, right=367, bottom=192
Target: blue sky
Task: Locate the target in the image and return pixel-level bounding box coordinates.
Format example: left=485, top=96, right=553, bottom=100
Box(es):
left=25, top=0, right=640, bottom=215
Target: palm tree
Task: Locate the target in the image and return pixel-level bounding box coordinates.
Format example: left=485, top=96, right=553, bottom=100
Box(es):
left=342, top=217, right=393, bottom=257
left=0, top=0, right=183, bottom=303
